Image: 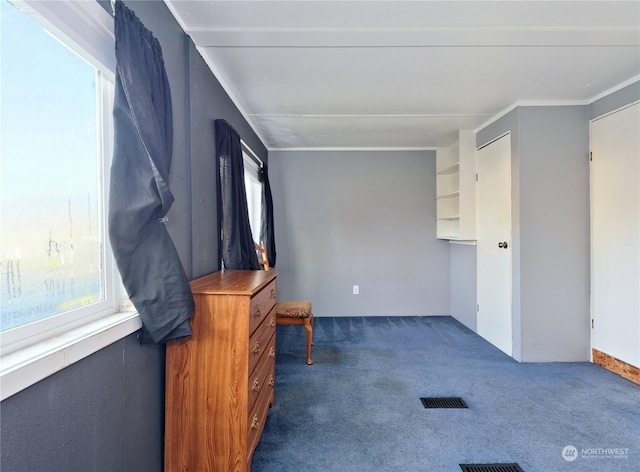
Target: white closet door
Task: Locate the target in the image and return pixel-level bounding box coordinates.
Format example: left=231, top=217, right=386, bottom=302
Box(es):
left=477, top=133, right=512, bottom=356
left=590, top=102, right=640, bottom=368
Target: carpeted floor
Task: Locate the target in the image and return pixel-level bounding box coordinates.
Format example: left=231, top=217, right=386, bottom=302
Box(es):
left=252, top=316, right=640, bottom=472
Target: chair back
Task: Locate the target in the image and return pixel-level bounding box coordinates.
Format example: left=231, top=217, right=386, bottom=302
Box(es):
left=255, top=242, right=270, bottom=271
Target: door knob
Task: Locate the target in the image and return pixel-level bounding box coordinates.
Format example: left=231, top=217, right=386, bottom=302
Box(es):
left=498, top=241, right=509, bottom=249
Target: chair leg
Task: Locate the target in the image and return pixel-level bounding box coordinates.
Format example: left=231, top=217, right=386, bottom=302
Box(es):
left=304, top=316, right=314, bottom=365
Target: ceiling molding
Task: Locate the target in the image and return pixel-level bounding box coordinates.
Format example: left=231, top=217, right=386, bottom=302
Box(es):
left=269, top=147, right=438, bottom=152
left=588, top=74, right=640, bottom=102
left=190, top=27, right=639, bottom=48
left=165, top=0, right=640, bottom=151
left=164, top=0, right=271, bottom=148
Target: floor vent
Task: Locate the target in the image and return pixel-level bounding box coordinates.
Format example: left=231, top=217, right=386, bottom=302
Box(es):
left=420, top=397, right=468, bottom=408
left=459, top=464, right=524, bottom=472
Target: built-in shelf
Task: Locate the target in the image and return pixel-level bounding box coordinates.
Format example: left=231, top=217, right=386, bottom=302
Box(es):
left=436, top=191, right=460, bottom=199
left=435, top=130, right=476, bottom=241
left=436, top=163, right=460, bottom=175
left=449, top=240, right=477, bottom=246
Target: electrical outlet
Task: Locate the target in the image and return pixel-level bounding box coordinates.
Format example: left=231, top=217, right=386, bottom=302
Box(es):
left=353, top=285, right=359, bottom=295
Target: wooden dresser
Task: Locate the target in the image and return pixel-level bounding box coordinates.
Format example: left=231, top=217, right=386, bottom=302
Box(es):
left=165, top=270, right=278, bottom=472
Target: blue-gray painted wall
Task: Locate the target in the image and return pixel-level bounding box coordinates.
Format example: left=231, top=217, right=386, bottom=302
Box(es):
left=449, top=243, right=477, bottom=331
left=1, top=335, right=165, bottom=472
left=590, top=82, right=640, bottom=120
left=269, top=149, right=450, bottom=317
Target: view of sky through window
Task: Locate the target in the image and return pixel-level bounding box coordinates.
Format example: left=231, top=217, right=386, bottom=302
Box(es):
left=1, top=0, right=105, bottom=331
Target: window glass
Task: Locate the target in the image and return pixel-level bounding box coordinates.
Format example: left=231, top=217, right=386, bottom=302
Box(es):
left=1, top=0, right=105, bottom=331
left=243, top=150, right=262, bottom=245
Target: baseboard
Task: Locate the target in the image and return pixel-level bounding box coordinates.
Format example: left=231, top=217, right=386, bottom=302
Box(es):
left=592, top=349, right=640, bottom=385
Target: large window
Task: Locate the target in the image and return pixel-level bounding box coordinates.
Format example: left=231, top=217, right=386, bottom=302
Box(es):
left=1, top=0, right=122, bottom=398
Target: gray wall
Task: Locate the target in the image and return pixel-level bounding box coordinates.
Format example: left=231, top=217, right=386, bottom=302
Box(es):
left=477, top=106, right=591, bottom=362
left=269, top=150, right=450, bottom=317
left=590, top=81, right=640, bottom=120
left=0, top=1, right=267, bottom=471
left=187, top=36, right=267, bottom=278
left=0, top=336, right=165, bottom=472
left=450, top=243, right=477, bottom=331
left=518, top=106, right=590, bottom=362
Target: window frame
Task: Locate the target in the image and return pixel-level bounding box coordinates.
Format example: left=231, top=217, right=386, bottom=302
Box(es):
left=1, top=70, right=117, bottom=355
left=241, top=141, right=264, bottom=245
left=0, top=0, right=141, bottom=401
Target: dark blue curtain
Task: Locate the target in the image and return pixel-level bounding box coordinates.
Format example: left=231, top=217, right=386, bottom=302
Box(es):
left=109, top=1, right=193, bottom=344
left=215, top=119, right=260, bottom=270
left=259, top=165, right=276, bottom=268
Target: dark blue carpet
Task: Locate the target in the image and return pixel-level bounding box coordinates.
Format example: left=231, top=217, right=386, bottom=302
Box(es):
left=252, top=316, right=640, bottom=472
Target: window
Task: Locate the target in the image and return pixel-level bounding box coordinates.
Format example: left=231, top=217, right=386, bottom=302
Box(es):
left=2, top=0, right=109, bottom=332
left=0, top=0, right=135, bottom=401
left=242, top=143, right=264, bottom=245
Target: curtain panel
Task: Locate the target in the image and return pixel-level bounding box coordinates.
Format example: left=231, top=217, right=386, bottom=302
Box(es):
left=215, top=119, right=260, bottom=270
left=259, top=165, right=276, bottom=268
left=109, top=1, right=194, bottom=344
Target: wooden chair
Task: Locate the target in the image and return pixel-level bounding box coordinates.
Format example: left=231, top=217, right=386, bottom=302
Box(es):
left=255, top=242, right=314, bottom=365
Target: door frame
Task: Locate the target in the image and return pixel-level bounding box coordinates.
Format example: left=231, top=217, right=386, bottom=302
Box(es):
left=589, top=101, right=640, bottom=368
left=476, top=131, right=513, bottom=357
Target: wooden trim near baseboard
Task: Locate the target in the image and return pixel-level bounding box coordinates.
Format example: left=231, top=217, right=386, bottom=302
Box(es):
left=592, top=349, right=640, bottom=385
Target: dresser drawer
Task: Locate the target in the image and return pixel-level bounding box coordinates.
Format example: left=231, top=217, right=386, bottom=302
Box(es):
left=248, top=307, right=276, bottom=374
left=247, top=333, right=275, bottom=413
left=249, top=279, right=277, bottom=335
left=247, top=375, right=272, bottom=463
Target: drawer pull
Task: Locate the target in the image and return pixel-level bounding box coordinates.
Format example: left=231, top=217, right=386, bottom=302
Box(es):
left=252, top=378, right=260, bottom=393
left=253, top=342, right=261, bottom=355
left=269, top=317, right=276, bottom=328
left=270, top=288, right=276, bottom=299
left=269, top=375, right=275, bottom=387
left=269, top=346, right=275, bottom=359
left=251, top=415, right=260, bottom=430
left=253, top=305, right=262, bottom=318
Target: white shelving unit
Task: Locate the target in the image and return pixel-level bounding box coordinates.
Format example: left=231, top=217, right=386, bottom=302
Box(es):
left=436, top=130, right=476, bottom=241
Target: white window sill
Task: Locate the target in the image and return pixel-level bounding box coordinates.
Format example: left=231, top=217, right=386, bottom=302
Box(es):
left=0, top=311, right=142, bottom=401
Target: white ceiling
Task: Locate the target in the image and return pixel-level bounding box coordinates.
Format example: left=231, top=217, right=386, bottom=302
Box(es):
left=164, top=0, right=640, bottom=150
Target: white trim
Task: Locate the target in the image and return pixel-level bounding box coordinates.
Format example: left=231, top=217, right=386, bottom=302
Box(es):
left=11, top=0, right=115, bottom=76
left=163, top=0, right=271, bottom=150
left=251, top=113, right=494, bottom=118
left=589, top=75, right=640, bottom=103
left=0, top=311, right=142, bottom=401
left=270, top=146, right=439, bottom=152
left=242, top=150, right=261, bottom=178
left=475, top=78, right=640, bottom=134
left=449, top=240, right=477, bottom=246
left=478, top=131, right=512, bottom=151
left=474, top=100, right=589, bottom=133
left=590, top=100, right=640, bottom=124
left=241, top=139, right=264, bottom=168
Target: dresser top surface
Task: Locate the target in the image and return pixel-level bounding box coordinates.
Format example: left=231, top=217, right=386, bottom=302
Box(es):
left=190, top=270, right=277, bottom=296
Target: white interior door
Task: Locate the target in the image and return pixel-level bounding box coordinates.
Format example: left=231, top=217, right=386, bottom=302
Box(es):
left=590, top=102, right=640, bottom=368
left=477, top=133, right=512, bottom=356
